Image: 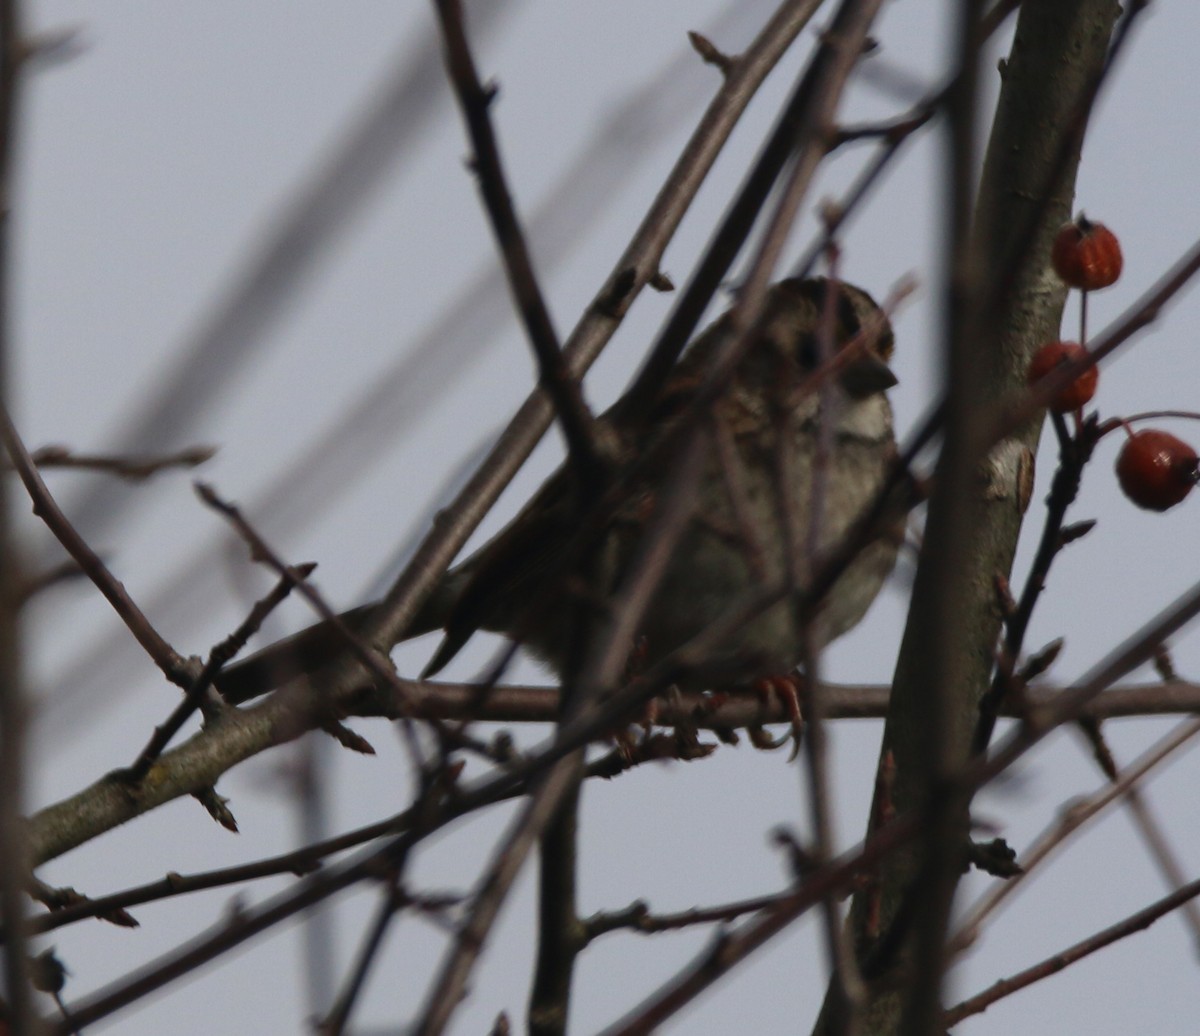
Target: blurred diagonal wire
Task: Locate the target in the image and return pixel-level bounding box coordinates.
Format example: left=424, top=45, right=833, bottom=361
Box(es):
left=57, top=1, right=516, bottom=543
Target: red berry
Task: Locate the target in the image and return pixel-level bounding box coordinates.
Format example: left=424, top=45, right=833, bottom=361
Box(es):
left=1115, top=430, right=1199, bottom=512
left=1026, top=340, right=1098, bottom=413
left=1051, top=215, right=1123, bottom=291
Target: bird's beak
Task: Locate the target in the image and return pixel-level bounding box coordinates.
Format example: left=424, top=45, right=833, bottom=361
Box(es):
left=840, top=351, right=898, bottom=397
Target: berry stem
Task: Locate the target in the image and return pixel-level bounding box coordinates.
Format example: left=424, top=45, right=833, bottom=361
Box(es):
left=1095, top=411, right=1200, bottom=443
left=973, top=410, right=1098, bottom=754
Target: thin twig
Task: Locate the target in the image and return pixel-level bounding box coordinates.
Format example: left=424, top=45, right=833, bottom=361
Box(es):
left=25, top=443, right=215, bottom=480
left=0, top=0, right=30, bottom=1028
left=619, top=0, right=868, bottom=422
left=967, top=574, right=1200, bottom=811
left=944, top=873, right=1200, bottom=1026
left=355, top=677, right=1200, bottom=727
left=194, top=482, right=426, bottom=774
left=412, top=758, right=582, bottom=1036
left=598, top=811, right=922, bottom=1036
left=974, top=411, right=1098, bottom=753
left=126, top=562, right=317, bottom=782
left=432, top=0, right=603, bottom=486
left=1069, top=714, right=1200, bottom=947
left=319, top=877, right=406, bottom=1035
left=951, top=715, right=1200, bottom=953
left=1, top=402, right=194, bottom=685
left=21, top=729, right=686, bottom=943
left=583, top=891, right=789, bottom=942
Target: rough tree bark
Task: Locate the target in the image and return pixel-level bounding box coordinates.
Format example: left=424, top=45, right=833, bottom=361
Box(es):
left=813, top=2, right=1123, bottom=1033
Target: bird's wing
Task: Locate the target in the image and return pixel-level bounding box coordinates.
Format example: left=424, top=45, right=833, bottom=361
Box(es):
left=420, top=464, right=583, bottom=678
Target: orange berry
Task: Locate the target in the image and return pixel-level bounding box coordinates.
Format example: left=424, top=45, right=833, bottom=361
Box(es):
left=1051, top=215, right=1123, bottom=291
left=1026, top=340, right=1098, bottom=413
left=1115, top=430, right=1199, bottom=512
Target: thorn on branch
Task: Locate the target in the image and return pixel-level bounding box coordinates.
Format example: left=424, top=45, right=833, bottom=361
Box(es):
left=193, top=786, right=239, bottom=833
left=966, top=837, right=1022, bottom=878
left=1076, top=716, right=1118, bottom=781
left=1058, top=518, right=1097, bottom=547
left=1153, top=642, right=1178, bottom=683
left=1018, top=638, right=1064, bottom=682
left=687, top=31, right=734, bottom=74
left=771, top=828, right=816, bottom=880
left=649, top=270, right=675, bottom=293
left=321, top=719, right=376, bottom=755
left=30, top=882, right=138, bottom=929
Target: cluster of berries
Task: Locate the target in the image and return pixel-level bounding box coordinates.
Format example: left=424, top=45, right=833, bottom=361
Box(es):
left=1027, top=215, right=1199, bottom=512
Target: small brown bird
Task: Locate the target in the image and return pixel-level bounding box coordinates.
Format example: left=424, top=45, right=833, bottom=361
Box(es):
left=218, top=278, right=904, bottom=701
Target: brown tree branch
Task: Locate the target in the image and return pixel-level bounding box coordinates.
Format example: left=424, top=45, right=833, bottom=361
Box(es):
left=2, top=403, right=196, bottom=686
left=414, top=758, right=582, bottom=1036
left=944, top=873, right=1200, bottom=1026
left=954, top=715, right=1200, bottom=951
left=126, top=562, right=316, bottom=783
left=0, top=0, right=29, bottom=1027
left=432, top=0, right=603, bottom=485
left=356, top=678, right=1200, bottom=727
left=598, top=811, right=922, bottom=1036
left=618, top=0, right=865, bottom=422
left=28, top=669, right=1200, bottom=872
left=24, top=443, right=215, bottom=480
left=816, top=4, right=1126, bottom=1032
left=20, top=733, right=708, bottom=943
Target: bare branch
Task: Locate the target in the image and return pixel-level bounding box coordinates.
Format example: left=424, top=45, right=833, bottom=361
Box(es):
left=952, top=716, right=1200, bottom=953
left=126, top=562, right=317, bottom=783
left=432, top=0, right=604, bottom=486
left=1, top=404, right=195, bottom=685
left=25, top=443, right=215, bottom=480
left=945, top=874, right=1200, bottom=1026
left=0, top=0, right=31, bottom=1026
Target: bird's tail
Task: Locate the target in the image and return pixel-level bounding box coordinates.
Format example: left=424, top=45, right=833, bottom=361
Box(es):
left=215, top=582, right=457, bottom=704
